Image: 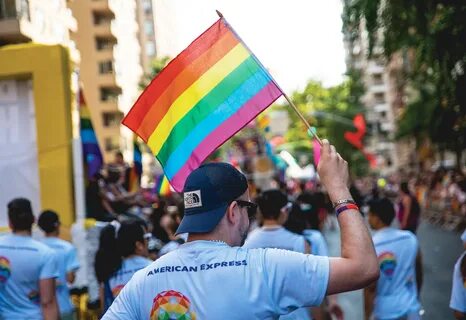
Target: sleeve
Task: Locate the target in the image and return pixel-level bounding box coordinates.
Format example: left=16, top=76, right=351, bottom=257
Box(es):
left=263, top=248, right=330, bottom=314
left=39, top=248, right=59, bottom=280
left=102, top=269, right=143, bottom=320
left=66, top=245, right=80, bottom=273
left=450, top=255, right=466, bottom=312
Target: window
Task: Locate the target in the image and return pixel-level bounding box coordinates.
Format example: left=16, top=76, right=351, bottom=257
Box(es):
left=373, top=74, right=383, bottom=85
left=95, top=37, right=114, bottom=51
left=98, top=60, right=114, bottom=74
left=143, top=0, right=152, bottom=14
left=102, top=112, right=121, bottom=127
left=145, top=41, right=155, bottom=56
left=93, top=11, right=112, bottom=25
left=144, top=20, right=154, bottom=35
left=100, top=87, right=120, bottom=102
left=374, top=92, right=385, bottom=104
left=104, top=136, right=120, bottom=152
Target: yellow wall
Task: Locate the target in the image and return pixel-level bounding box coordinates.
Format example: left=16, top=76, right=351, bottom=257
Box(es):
left=0, top=44, right=75, bottom=226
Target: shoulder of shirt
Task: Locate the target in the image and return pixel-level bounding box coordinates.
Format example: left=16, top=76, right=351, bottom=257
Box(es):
left=373, top=228, right=417, bottom=246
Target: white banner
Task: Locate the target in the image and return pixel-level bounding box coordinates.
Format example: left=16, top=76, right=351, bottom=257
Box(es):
left=0, top=80, right=41, bottom=227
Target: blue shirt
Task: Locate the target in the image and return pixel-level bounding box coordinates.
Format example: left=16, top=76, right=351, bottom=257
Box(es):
left=372, top=228, right=420, bottom=319
left=303, top=230, right=328, bottom=256
left=102, top=241, right=329, bottom=319
left=243, top=226, right=312, bottom=319
left=41, top=237, right=80, bottom=314
left=108, top=256, right=152, bottom=299
left=0, top=234, right=59, bottom=319
left=244, top=226, right=306, bottom=253
left=450, top=252, right=466, bottom=313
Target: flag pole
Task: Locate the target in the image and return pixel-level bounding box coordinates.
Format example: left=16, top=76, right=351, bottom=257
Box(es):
left=215, top=10, right=323, bottom=146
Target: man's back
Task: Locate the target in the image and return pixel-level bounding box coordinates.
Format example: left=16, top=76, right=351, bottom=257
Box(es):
left=0, top=234, right=58, bottom=319
left=372, top=228, right=420, bottom=319
left=103, top=240, right=329, bottom=319
left=243, top=226, right=306, bottom=253
left=41, top=237, right=79, bottom=315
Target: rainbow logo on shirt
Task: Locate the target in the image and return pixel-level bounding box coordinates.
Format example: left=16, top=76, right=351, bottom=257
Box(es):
left=150, top=290, right=197, bottom=320
left=378, top=252, right=397, bottom=277
left=0, top=256, right=11, bottom=284
left=112, top=284, right=125, bottom=298
left=28, top=290, right=40, bottom=305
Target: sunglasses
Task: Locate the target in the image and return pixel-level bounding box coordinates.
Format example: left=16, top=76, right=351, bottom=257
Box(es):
left=235, top=200, right=258, bottom=219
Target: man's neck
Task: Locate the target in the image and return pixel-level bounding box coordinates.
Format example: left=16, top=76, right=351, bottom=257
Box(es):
left=187, top=232, right=231, bottom=246
left=13, top=230, right=31, bottom=236
left=45, top=231, right=59, bottom=238
left=262, top=219, right=281, bottom=227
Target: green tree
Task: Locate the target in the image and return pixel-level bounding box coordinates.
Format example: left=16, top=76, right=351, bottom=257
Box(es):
left=278, top=72, right=369, bottom=176
left=343, top=1, right=466, bottom=168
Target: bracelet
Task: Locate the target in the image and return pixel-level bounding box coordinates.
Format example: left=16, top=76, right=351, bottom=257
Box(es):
left=335, top=203, right=359, bottom=217
left=333, top=198, right=356, bottom=209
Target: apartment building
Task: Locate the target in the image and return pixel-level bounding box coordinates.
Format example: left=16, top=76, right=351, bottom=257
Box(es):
left=344, top=22, right=412, bottom=174
left=136, top=0, right=157, bottom=75
left=69, top=0, right=142, bottom=162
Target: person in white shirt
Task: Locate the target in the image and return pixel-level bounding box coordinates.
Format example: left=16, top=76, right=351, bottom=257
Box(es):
left=450, top=230, right=466, bottom=319
left=102, top=140, right=379, bottom=319
left=365, top=198, right=423, bottom=320
left=244, top=190, right=313, bottom=319
left=95, top=220, right=152, bottom=315
left=0, top=198, right=59, bottom=320
left=38, top=210, right=80, bottom=320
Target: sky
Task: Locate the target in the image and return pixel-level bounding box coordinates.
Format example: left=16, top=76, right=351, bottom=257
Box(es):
left=153, top=0, right=347, bottom=95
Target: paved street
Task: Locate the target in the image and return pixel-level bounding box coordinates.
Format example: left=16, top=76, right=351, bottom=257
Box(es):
left=323, top=217, right=464, bottom=320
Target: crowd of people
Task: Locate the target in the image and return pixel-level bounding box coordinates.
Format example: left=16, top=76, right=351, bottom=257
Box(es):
left=1, top=143, right=465, bottom=319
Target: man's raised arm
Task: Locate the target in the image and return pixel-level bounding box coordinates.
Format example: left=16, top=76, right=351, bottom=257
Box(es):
left=317, top=140, right=379, bottom=295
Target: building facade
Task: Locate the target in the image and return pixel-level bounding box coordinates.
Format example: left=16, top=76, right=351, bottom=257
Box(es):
left=343, top=21, right=412, bottom=174
left=136, top=0, right=157, bottom=75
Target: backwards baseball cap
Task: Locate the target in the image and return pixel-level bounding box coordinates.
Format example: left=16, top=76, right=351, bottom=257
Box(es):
left=175, top=162, right=248, bottom=235
left=38, top=210, right=60, bottom=233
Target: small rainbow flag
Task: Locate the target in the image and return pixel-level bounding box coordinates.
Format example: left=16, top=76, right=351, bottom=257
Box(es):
left=156, top=174, right=171, bottom=197
left=122, top=17, right=283, bottom=191
left=79, top=89, right=103, bottom=179
left=129, top=136, right=143, bottom=192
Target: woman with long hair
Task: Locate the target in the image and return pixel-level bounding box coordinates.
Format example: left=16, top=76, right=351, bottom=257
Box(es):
left=95, top=220, right=152, bottom=313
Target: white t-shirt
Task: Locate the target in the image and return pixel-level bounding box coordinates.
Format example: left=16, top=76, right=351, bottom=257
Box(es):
left=243, top=226, right=306, bottom=253
left=450, top=251, right=466, bottom=313
left=41, top=237, right=80, bottom=314
left=0, top=234, right=59, bottom=319
left=303, top=230, right=329, bottom=256
left=102, top=240, right=329, bottom=319
left=372, top=228, right=420, bottom=319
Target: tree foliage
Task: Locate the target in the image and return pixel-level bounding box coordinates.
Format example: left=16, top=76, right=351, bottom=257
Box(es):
left=278, top=71, right=369, bottom=176
left=139, top=56, right=171, bottom=90
left=343, top=0, right=466, bottom=167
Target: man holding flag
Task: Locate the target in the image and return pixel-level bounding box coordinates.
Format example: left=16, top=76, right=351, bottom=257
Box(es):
left=103, top=14, right=378, bottom=319
left=103, top=140, right=378, bottom=319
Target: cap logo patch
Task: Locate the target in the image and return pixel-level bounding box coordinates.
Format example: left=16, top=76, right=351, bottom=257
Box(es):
left=184, top=190, right=202, bottom=209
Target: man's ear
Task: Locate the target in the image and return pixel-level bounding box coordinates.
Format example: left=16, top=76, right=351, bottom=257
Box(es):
left=226, top=201, right=238, bottom=225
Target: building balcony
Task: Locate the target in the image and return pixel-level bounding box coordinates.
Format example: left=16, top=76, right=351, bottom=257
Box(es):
left=0, top=0, right=33, bottom=44
left=90, top=0, right=115, bottom=18
left=367, top=61, right=384, bottom=75
left=93, top=21, right=116, bottom=41
left=369, top=83, right=387, bottom=94
left=97, top=72, right=119, bottom=88
left=374, top=103, right=389, bottom=113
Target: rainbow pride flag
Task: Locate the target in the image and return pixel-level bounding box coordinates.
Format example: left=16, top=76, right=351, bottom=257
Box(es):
left=79, top=89, right=103, bottom=179
left=156, top=174, right=171, bottom=197
left=129, top=136, right=142, bottom=192
left=122, top=17, right=283, bottom=191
